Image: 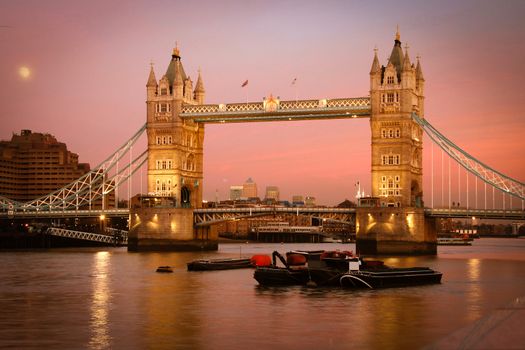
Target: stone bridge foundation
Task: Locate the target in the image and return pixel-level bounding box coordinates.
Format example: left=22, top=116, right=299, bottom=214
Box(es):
left=128, top=205, right=218, bottom=251
left=356, top=207, right=436, bottom=255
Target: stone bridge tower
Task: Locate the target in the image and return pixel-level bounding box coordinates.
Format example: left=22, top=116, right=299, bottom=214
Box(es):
left=129, top=46, right=217, bottom=251
left=357, top=30, right=436, bottom=255
left=369, top=29, right=424, bottom=208
left=145, top=46, right=205, bottom=208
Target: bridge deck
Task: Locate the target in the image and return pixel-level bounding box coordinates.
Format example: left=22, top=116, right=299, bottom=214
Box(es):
left=180, top=97, right=371, bottom=123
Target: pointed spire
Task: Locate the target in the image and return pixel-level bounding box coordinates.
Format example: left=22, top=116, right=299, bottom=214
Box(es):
left=174, top=60, right=183, bottom=86
left=194, top=68, right=205, bottom=93
left=172, top=41, right=180, bottom=58
left=388, top=29, right=404, bottom=75
left=416, top=55, right=424, bottom=81
left=402, top=43, right=412, bottom=71
left=370, top=47, right=380, bottom=74
left=147, top=62, right=157, bottom=87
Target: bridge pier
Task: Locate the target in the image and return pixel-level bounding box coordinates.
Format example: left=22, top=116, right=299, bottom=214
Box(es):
left=356, top=207, right=437, bottom=255
left=128, top=196, right=218, bottom=251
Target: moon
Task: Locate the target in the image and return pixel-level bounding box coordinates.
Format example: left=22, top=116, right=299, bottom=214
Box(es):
left=18, top=66, right=31, bottom=79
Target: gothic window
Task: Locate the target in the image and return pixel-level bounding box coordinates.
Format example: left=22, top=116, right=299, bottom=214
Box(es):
left=387, top=76, right=394, bottom=84
left=387, top=93, right=395, bottom=103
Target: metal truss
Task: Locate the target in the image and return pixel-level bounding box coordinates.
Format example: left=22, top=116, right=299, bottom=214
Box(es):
left=47, top=227, right=127, bottom=245
left=412, top=113, right=525, bottom=201
left=7, top=124, right=147, bottom=213
left=193, top=207, right=356, bottom=226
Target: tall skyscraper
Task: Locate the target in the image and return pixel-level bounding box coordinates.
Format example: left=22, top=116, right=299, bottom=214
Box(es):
left=265, top=186, right=280, bottom=201
left=242, top=177, right=258, bottom=199
left=229, top=185, right=243, bottom=201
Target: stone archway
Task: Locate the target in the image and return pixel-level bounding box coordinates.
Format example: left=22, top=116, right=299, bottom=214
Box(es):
left=181, top=186, right=191, bottom=208
left=411, top=180, right=423, bottom=208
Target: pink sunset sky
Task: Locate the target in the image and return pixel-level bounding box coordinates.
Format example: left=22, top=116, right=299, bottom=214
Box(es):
left=1, top=0, right=524, bottom=207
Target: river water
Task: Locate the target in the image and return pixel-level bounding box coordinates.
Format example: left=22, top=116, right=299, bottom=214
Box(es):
left=1, top=238, right=524, bottom=349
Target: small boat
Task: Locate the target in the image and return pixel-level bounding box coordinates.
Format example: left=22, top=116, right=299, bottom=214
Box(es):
left=156, top=266, right=174, bottom=273
left=187, top=257, right=253, bottom=271
left=437, top=237, right=472, bottom=246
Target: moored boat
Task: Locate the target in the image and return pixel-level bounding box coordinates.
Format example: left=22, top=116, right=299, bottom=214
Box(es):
left=187, top=257, right=253, bottom=271
left=339, top=267, right=442, bottom=289
left=156, top=266, right=174, bottom=273
left=437, top=237, right=472, bottom=246
left=253, top=250, right=352, bottom=286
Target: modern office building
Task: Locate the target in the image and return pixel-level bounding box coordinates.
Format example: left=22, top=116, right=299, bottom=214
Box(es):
left=265, top=186, right=280, bottom=201
left=305, top=196, right=316, bottom=207
left=0, top=130, right=109, bottom=205
left=242, top=177, right=258, bottom=199
left=229, top=185, right=243, bottom=201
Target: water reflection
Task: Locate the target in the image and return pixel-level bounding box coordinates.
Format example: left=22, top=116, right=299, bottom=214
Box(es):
left=466, top=258, right=482, bottom=321
left=89, top=251, right=111, bottom=349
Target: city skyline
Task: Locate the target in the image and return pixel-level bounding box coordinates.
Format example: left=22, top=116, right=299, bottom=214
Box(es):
left=1, top=0, right=524, bottom=206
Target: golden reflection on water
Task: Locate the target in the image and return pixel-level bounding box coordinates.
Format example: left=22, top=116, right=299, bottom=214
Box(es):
left=466, top=258, right=482, bottom=321
left=89, top=251, right=111, bottom=349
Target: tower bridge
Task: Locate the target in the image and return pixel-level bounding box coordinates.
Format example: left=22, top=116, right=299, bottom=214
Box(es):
left=2, top=30, right=524, bottom=253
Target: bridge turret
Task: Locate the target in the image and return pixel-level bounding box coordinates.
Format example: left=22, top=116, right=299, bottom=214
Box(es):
left=146, top=63, right=157, bottom=99
left=369, top=48, right=381, bottom=92
left=194, top=69, right=205, bottom=104
left=416, top=56, right=425, bottom=114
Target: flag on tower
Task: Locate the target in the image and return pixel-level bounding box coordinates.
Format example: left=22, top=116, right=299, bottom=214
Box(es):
left=241, top=79, right=248, bottom=87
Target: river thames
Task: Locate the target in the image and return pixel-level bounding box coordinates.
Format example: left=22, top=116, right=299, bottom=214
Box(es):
left=1, top=238, right=524, bottom=349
